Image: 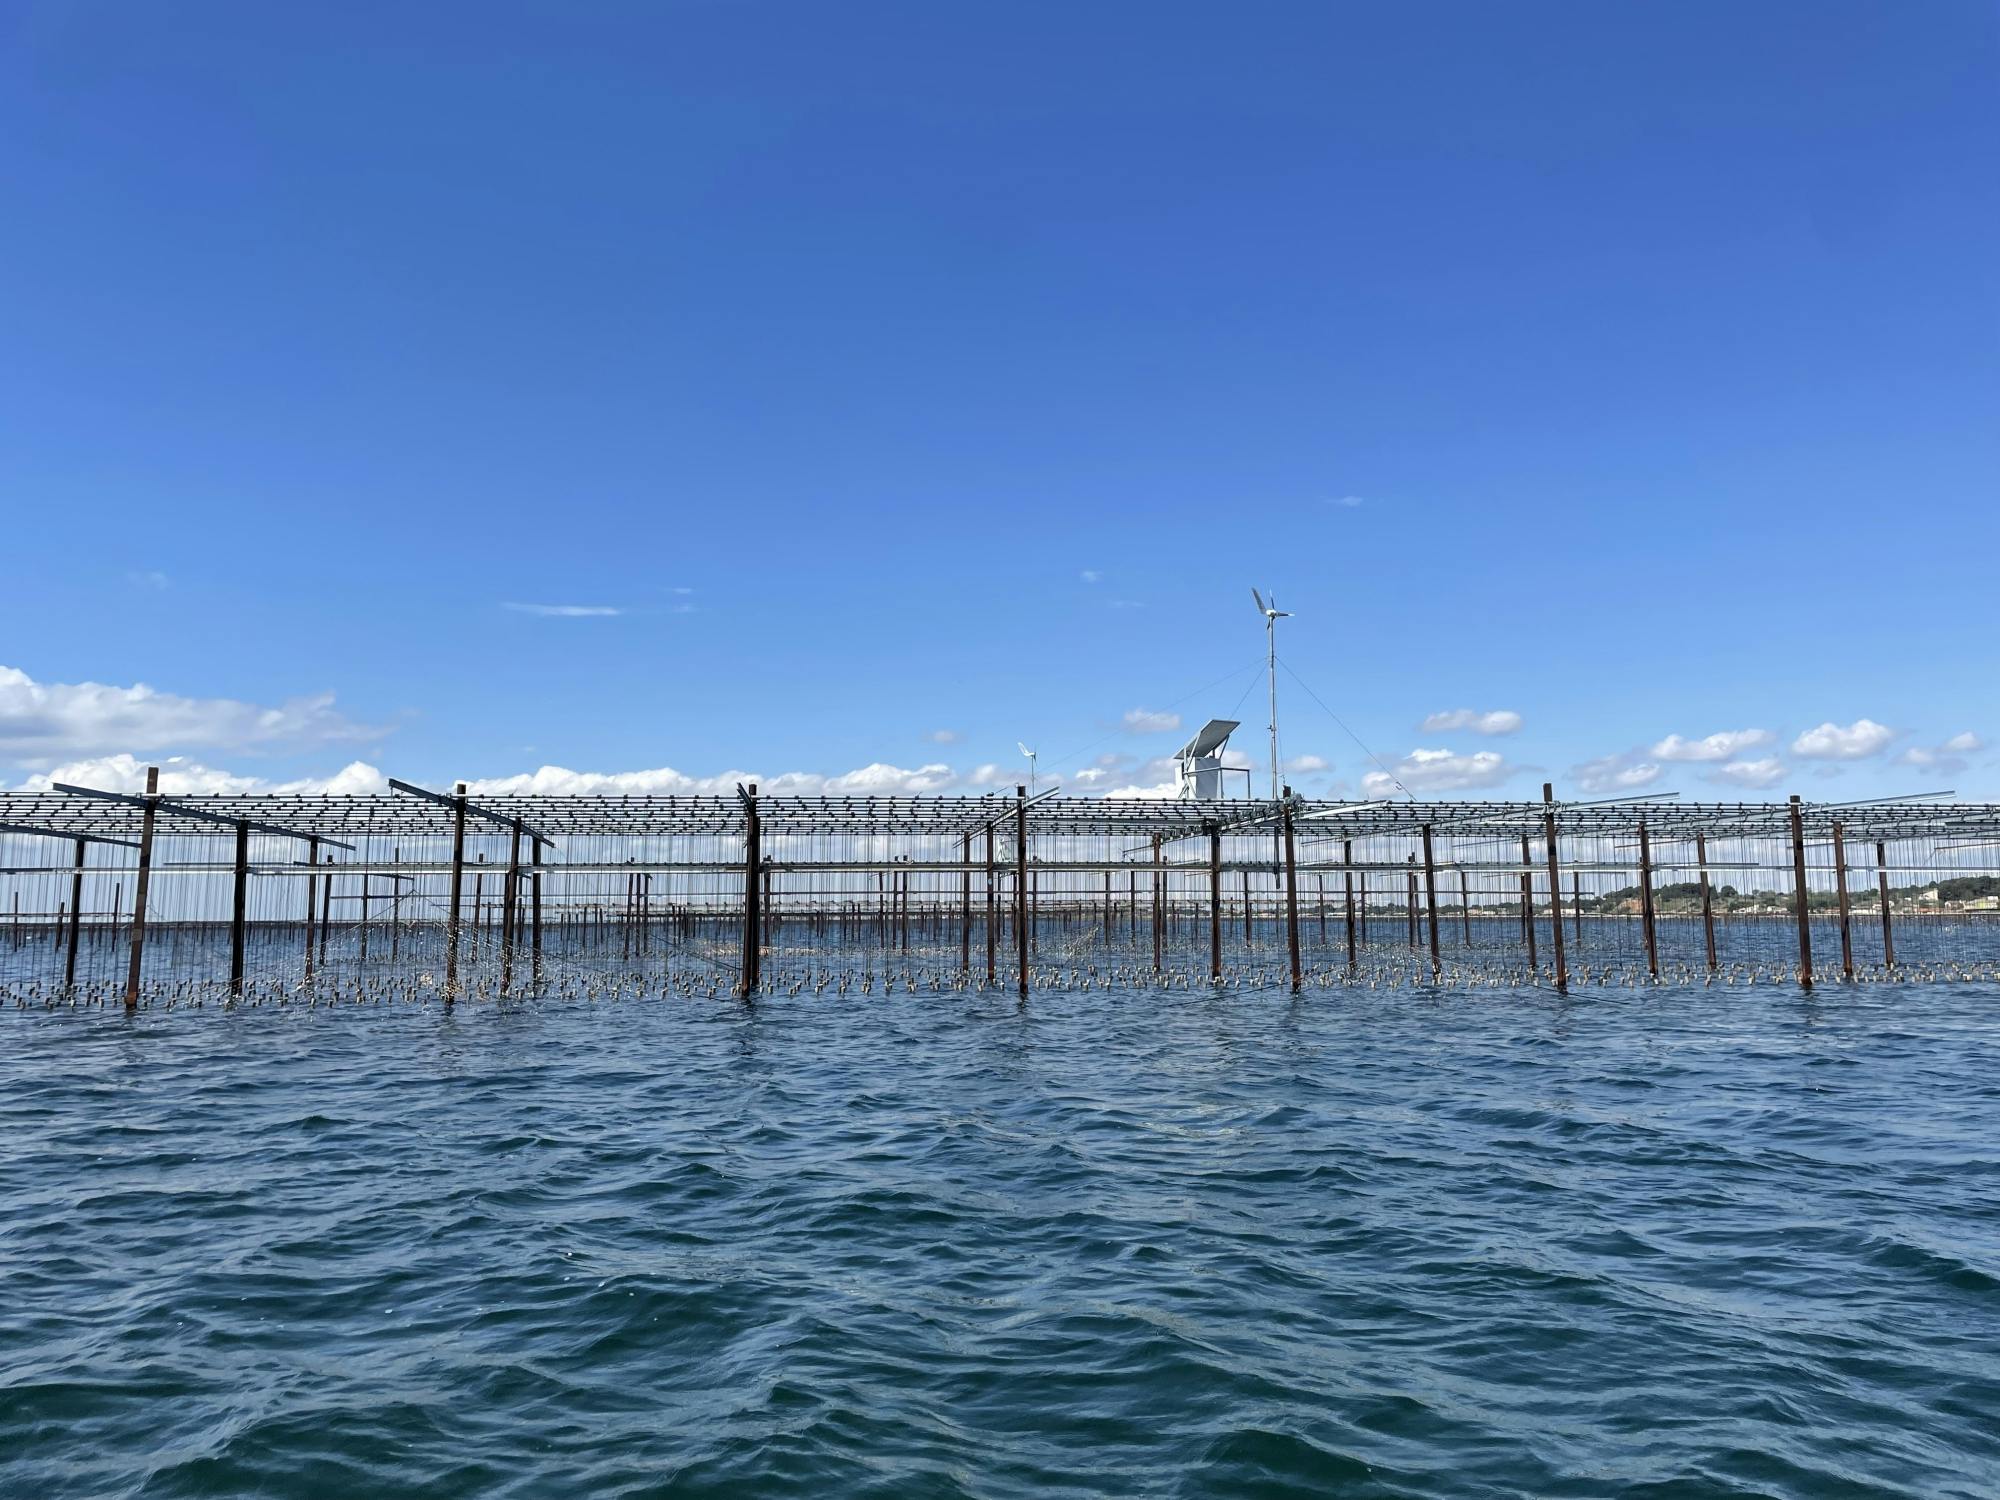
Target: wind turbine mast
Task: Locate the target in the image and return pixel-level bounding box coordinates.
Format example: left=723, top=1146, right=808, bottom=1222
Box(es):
left=1017, top=741, right=1038, bottom=798
left=1251, top=588, right=1292, bottom=803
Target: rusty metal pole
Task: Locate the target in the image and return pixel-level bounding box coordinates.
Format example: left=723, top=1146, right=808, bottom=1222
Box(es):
left=1420, top=824, right=1441, bottom=981
left=444, top=782, right=468, bottom=996
left=1696, top=832, right=1717, bottom=973
left=1832, top=819, right=1854, bottom=981
left=1208, top=824, right=1223, bottom=982
left=985, top=824, right=997, bottom=986
left=1014, top=786, right=1028, bottom=998
left=64, top=837, right=84, bottom=990
left=1282, top=788, right=1301, bottom=992
left=1876, top=840, right=1895, bottom=969
left=1541, top=783, right=1566, bottom=994
left=229, top=819, right=250, bottom=995
left=1789, top=795, right=1814, bottom=990
left=1637, top=817, right=1659, bottom=979
left=123, top=765, right=159, bottom=1009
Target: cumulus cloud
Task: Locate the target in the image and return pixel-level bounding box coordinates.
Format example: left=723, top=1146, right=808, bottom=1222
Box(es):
left=1123, top=708, right=1183, bottom=734
left=1571, top=753, right=1663, bottom=794
left=503, top=603, right=624, bottom=618
left=11, top=753, right=389, bottom=796
left=463, top=761, right=959, bottom=798
left=1898, top=731, right=1984, bottom=774
left=0, top=665, right=381, bottom=764
left=1791, top=719, right=1894, bottom=760
left=1650, top=728, right=1774, bottom=762
left=926, top=728, right=962, bottom=744
left=1362, top=748, right=1510, bottom=796
left=1419, top=708, right=1522, bottom=736
left=1708, top=757, right=1787, bottom=789
left=1285, top=754, right=1330, bottom=774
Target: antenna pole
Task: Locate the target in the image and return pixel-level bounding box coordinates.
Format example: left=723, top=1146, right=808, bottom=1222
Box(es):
left=1267, top=611, right=1280, bottom=803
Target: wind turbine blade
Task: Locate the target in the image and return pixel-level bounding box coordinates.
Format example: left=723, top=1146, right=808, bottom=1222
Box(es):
left=1251, top=587, right=1265, bottom=614
left=1018, top=742, right=1033, bottom=758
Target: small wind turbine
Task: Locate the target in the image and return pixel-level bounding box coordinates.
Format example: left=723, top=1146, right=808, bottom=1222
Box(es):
left=1251, top=588, right=1292, bottom=803
left=1018, top=741, right=1038, bottom=796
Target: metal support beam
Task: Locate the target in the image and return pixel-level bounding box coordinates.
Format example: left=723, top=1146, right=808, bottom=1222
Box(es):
left=229, top=819, right=249, bottom=995
left=123, top=766, right=158, bottom=1009
left=1790, top=795, right=1814, bottom=990
left=1282, top=789, right=1302, bottom=993
left=1542, top=784, right=1566, bottom=995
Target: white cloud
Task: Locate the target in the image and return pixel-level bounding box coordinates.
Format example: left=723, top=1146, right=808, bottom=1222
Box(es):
left=1285, top=754, right=1330, bottom=774
left=1328, top=495, right=1365, bottom=508
left=1897, top=731, right=1984, bottom=774
left=461, top=760, right=958, bottom=798
left=504, top=603, right=624, bottom=618
left=1708, top=757, right=1787, bottom=789
left=1079, top=569, right=1101, bottom=584
left=1791, top=719, right=1894, bottom=760
left=1650, top=728, right=1774, bottom=762
left=1123, top=708, right=1183, bottom=734
left=0, top=665, right=380, bottom=764
left=926, top=728, right=962, bottom=744
left=1101, top=778, right=1180, bottom=799
left=1571, top=753, right=1663, bottom=794
left=11, top=753, right=388, bottom=796
left=1362, top=747, right=1511, bottom=795
left=1420, top=708, right=1522, bottom=736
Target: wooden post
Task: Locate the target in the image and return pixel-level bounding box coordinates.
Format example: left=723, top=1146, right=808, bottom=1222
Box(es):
left=1789, top=795, right=1813, bottom=990
left=1459, top=869, right=1471, bottom=945
left=960, top=833, right=972, bottom=974
left=1541, top=784, right=1566, bottom=994
left=1832, top=819, right=1853, bottom=981
left=1519, top=835, right=1538, bottom=972
left=1242, top=868, right=1254, bottom=946
left=740, top=783, right=761, bottom=997
left=1696, top=832, right=1717, bottom=972
left=531, top=836, right=544, bottom=971
left=1420, top=824, right=1441, bottom=980
left=1014, top=786, right=1028, bottom=998
left=1282, top=788, right=1301, bottom=992
left=1636, top=817, right=1658, bottom=978
left=1876, top=840, right=1895, bottom=969
left=318, top=854, right=332, bottom=967
left=1151, top=834, right=1164, bottom=972
left=1207, top=824, right=1223, bottom=982
left=123, top=765, right=159, bottom=1009
left=501, top=819, right=522, bottom=991
left=64, top=837, right=84, bottom=989
left=1572, top=873, right=1583, bottom=944
left=444, top=782, right=468, bottom=996
left=986, top=824, right=997, bottom=986
left=1343, top=839, right=1357, bottom=972
left=303, top=836, right=319, bottom=982
left=229, top=819, right=250, bottom=995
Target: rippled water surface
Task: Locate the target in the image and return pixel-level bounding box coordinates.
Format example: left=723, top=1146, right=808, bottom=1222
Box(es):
left=4, top=984, right=1997, bottom=1498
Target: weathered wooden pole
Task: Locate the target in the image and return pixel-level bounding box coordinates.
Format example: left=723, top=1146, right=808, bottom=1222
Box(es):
left=64, top=837, right=85, bottom=989
left=1014, top=786, right=1028, bottom=998
left=1518, top=835, right=1538, bottom=972
left=1789, top=795, right=1813, bottom=990
left=960, top=833, right=972, bottom=975
left=986, top=824, right=998, bottom=986
left=123, top=765, right=159, bottom=1009
left=1151, top=834, right=1164, bottom=972
left=530, top=836, right=544, bottom=971
left=1875, top=839, right=1895, bottom=969
left=1636, top=817, right=1659, bottom=979
left=1458, top=869, right=1471, bottom=945
left=317, top=853, right=332, bottom=967
left=1420, top=824, right=1441, bottom=980
left=1208, top=823, right=1223, bottom=981
left=501, top=819, right=523, bottom=991
left=1832, top=819, right=1854, bottom=981
left=1282, top=788, right=1302, bottom=992
left=740, top=783, right=761, bottom=997
left=444, top=782, right=468, bottom=996
left=1343, top=839, right=1357, bottom=971
left=229, top=819, right=250, bottom=995
left=1696, top=832, right=1717, bottom=972
left=1242, top=868, right=1253, bottom=946
left=303, top=836, right=319, bottom=982
left=1541, top=783, right=1566, bottom=995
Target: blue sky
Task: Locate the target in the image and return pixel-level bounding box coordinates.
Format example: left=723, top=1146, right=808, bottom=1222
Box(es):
left=2, top=1, right=1994, bottom=801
